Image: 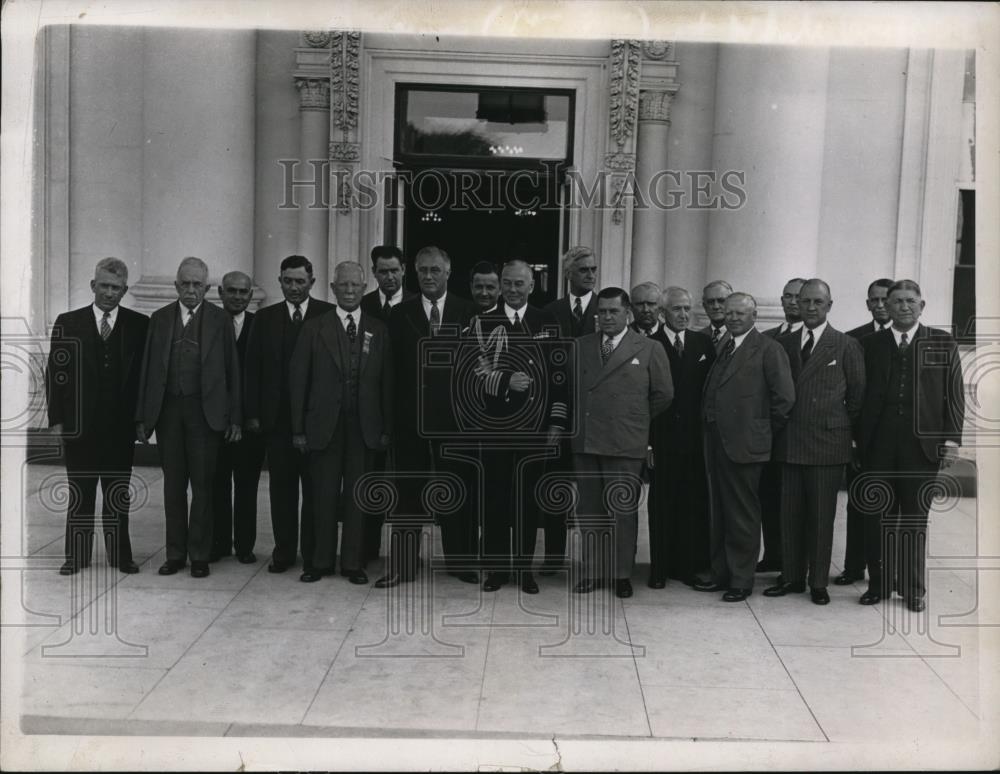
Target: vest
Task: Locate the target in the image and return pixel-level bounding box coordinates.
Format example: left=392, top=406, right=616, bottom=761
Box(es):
left=167, top=306, right=202, bottom=396
left=884, top=339, right=916, bottom=417
left=95, top=320, right=124, bottom=421
left=337, top=318, right=362, bottom=416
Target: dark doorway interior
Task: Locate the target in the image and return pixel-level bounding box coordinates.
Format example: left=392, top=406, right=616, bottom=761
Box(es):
left=952, top=188, right=975, bottom=340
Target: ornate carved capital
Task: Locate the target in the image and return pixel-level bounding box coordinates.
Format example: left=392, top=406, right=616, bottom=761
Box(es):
left=330, top=30, right=361, bottom=132
left=303, top=30, right=333, bottom=48
left=642, top=40, right=671, bottom=60
left=609, top=40, right=641, bottom=149
left=295, top=77, right=330, bottom=111
left=329, top=141, right=361, bottom=162
left=638, top=90, right=674, bottom=124
left=604, top=151, right=636, bottom=172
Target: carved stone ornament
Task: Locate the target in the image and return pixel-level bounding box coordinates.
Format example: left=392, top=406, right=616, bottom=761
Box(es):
left=638, top=90, right=674, bottom=124
left=329, top=141, right=361, bottom=162
left=642, top=40, right=671, bottom=60
left=295, top=78, right=330, bottom=111
left=303, top=30, right=333, bottom=48
left=609, top=40, right=641, bottom=148
left=330, top=30, right=361, bottom=132
left=604, top=151, right=636, bottom=172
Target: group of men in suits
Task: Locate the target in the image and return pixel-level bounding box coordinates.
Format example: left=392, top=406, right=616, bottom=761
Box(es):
left=47, top=250, right=965, bottom=613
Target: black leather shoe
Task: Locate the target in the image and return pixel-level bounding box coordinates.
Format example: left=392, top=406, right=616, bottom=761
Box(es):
left=343, top=570, right=368, bottom=585
left=763, top=580, right=806, bottom=597
left=693, top=580, right=726, bottom=592
left=158, top=560, right=186, bottom=576
left=906, top=597, right=926, bottom=613
left=190, top=561, right=210, bottom=578
left=810, top=587, right=830, bottom=605
left=573, top=579, right=596, bottom=594
left=616, top=579, right=633, bottom=599
left=722, top=587, right=752, bottom=602
left=375, top=573, right=410, bottom=588
left=859, top=588, right=881, bottom=605
left=755, top=560, right=781, bottom=573
left=520, top=572, right=539, bottom=595
left=117, top=560, right=140, bottom=574
left=647, top=576, right=666, bottom=589
left=483, top=573, right=509, bottom=592
left=237, top=552, right=257, bottom=564
left=449, top=571, right=480, bottom=585
left=268, top=561, right=290, bottom=573
left=59, top=561, right=83, bottom=576
left=300, top=568, right=331, bottom=583
left=833, top=571, right=864, bottom=585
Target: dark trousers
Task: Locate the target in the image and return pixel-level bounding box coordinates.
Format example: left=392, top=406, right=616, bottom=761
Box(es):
left=779, top=463, right=844, bottom=589
left=363, top=449, right=388, bottom=563
left=211, top=433, right=265, bottom=558
left=573, top=453, right=642, bottom=580
left=157, top=394, right=221, bottom=563
left=63, top=434, right=136, bottom=568
left=538, top=439, right=571, bottom=563
left=480, top=446, right=546, bottom=575
left=649, top=447, right=711, bottom=583
left=863, top=421, right=939, bottom=601
left=308, top=412, right=373, bottom=573
left=705, top=423, right=764, bottom=590
left=842, top=464, right=866, bottom=576
left=758, top=459, right=783, bottom=567
left=266, top=427, right=314, bottom=568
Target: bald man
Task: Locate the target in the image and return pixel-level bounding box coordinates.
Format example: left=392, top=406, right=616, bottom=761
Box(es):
left=210, top=271, right=265, bottom=564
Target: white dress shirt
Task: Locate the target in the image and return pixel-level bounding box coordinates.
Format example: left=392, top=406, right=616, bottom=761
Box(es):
left=800, top=320, right=828, bottom=348
left=231, top=311, right=246, bottom=340
left=336, top=305, right=361, bottom=332
left=286, top=298, right=310, bottom=319
left=421, top=292, right=447, bottom=321
left=92, top=304, right=119, bottom=333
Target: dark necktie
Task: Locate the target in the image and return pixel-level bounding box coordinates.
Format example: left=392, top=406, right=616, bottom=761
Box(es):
left=573, top=297, right=583, bottom=324
left=601, top=336, right=613, bottom=365
left=429, top=299, right=440, bottom=335
left=721, top=337, right=735, bottom=360
left=292, top=304, right=302, bottom=324
left=801, top=329, right=814, bottom=361
left=899, top=332, right=909, bottom=352
left=674, top=333, right=683, bottom=356
left=711, top=326, right=722, bottom=345
left=382, top=298, right=392, bottom=318
left=512, top=311, right=524, bottom=334
left=182, top=308, right=193, bottom=331
left=100, top=311, right=111, bottom=340
left=346, top=313, right=357, bottom=342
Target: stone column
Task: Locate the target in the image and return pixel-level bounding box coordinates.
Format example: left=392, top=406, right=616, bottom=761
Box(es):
left=706, top=45, right=830, bottom=325
left=295, top=75, right=331, bottom=293
left=131, top=29, right=257, bottom=312
left=630, top=87, right=675, bottom=288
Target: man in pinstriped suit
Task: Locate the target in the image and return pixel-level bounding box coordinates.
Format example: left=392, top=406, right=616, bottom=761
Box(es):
left=765, top=279, right=865, bottom=604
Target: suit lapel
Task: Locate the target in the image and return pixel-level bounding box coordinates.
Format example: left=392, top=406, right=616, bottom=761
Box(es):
left=797, top=328, right=835, bottom=382
left=594, top=331, right=642, bottom=386
left=199, top=304, right=214, bottom=366
left=319, top=312, right=344, bottom=376
left=716, top=329, right=759, bottom=388
left=159, top=306, right=175, bottom=373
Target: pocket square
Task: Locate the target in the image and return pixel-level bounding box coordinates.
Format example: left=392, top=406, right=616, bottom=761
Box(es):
left=827, top=359, right=837, bottom=366
left=630, top=357, right=641, bottom=365
left=699, top=354, right=707, bottom=362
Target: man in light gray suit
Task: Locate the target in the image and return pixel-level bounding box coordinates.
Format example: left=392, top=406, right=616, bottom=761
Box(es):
left=695, top=292, right=795, bottom=602
left=764, top=279, right=865, bottom=605
left=571, top=287, right=673, bottom=598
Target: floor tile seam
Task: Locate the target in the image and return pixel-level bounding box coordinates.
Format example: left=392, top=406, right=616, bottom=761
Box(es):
left=620, top=600, right=654, bottom=737
left=26, top=536, right=64, bottom=557
left=297, top=576, right=379, bottom=724
left=473, top=593, right=497, bottom=733
left=122, top=557, right=270, bottom=721
left=743, top=600, right=831, bottom=743
left=916, top=642, right=983, bottom=721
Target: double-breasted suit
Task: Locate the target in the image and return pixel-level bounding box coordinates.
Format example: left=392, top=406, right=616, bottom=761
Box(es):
left=243, top=296, right=334, bottom=570
left=289, top=308, right=394, bottom=573
left=647, top=326, right=716, bottom=584
left=572, top=328, right=673, bottom=579
left=701, top=327, right=795, bottom=591
left=47, top=305, right=149, bottom=570
left=135, top=301, right=242, bottom=564
left=857, top=325, right=965, bottom=601
left=774, top=325, right=865, bottom=590
left=385, top=293, right=477, bottom=579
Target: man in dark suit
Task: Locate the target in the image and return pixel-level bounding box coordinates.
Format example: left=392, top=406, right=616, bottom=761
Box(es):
left=289, top=261, right=394, bottom=585
left=695, top=293, right=795, bottom=602
left=765, top=279, right=866, bottom=605
left=47, top=258, right=149, bottom=575
left=857, top=279, right=964, bottom=612
left=210, top=271, right=265, bottom=564
left=645, top=286, right=716, bottom=588
left=572, top=287, right=673, bottom=599
left=472, top=260, right=567, bottom=594
left=834, top=277, right=894, bottom=586
left=375, top=245, right=478, bottom=588
left=244, top=255, right=334, bottom=574
left=698, top=280, right=733, bottom=352
left=469, top=260, right=501, bottom=315
left=539, top=246, right=600, bottom=574
left=358, top=245, right=414, bottom=565
left=756, top=276, right=807, bottom=575
left=135, top=257, right=242, bottom=579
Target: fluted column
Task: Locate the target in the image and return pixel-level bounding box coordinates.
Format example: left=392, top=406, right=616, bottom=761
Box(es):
left=132, top=29, right=257, bottom=312
left=630, top=88, right=675, bottom=287
left=295, top=75, right=331, bottom=293
left=706, top=46, right=830, bottom=324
